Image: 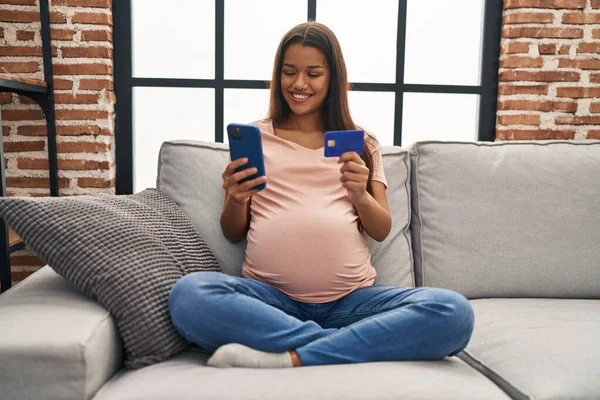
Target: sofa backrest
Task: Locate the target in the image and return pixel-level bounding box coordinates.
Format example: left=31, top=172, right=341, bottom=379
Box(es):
left=410, top=140, right=600, bottom=299
left=156, top=140, right=414, bottom=287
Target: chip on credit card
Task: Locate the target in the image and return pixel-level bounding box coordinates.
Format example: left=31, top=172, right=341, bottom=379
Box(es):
left=324, top=130, right=364, bottom=157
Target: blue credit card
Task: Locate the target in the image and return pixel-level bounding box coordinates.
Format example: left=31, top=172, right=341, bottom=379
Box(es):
left=324, top=130, right=364, bottom=157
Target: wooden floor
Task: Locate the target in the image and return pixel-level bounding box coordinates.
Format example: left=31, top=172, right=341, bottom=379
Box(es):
left=8, top=227, right=22, bottom=247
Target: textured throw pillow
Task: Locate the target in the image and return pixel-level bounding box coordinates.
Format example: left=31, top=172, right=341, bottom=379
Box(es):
left=0, top=188, right=221, bottom=369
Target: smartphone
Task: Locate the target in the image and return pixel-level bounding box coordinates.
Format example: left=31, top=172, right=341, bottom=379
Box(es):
left=226, top=123, right=267, bottom=190
left=324, top=130, right=364, bottom=157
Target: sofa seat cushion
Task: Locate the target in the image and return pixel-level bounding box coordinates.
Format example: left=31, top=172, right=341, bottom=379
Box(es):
left=93, top=348, right=508, bottom=400
left=0, top=267, right=122, bottom=400
left=463, top=299, right=600, bottom=400
left=157, top=140, right=414, bottom=287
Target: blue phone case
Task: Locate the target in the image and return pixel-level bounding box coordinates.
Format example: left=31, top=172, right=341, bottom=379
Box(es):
left=227, top=123, right=267, bottom=190
left=324, top=130, right=364, bottom=157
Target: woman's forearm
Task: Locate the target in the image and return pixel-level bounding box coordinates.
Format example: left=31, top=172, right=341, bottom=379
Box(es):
left=220, top=196, right=250, bottom=243
left=354, top=194, right=392, bottom=242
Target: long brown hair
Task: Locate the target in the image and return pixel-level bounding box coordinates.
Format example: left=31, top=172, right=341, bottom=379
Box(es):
left=268, top=21, right=374, bottom=202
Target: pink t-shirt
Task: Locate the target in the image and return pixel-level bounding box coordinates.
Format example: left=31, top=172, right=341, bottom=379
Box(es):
left=241, top=119, right=387, bottom=303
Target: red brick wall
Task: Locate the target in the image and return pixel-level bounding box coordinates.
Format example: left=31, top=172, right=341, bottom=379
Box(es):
left=0, top=0, right=114, bottom=283
left=498, top=0, right=600, bottom=140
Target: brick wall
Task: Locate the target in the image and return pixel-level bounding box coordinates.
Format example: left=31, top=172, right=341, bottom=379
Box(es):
left=0, top=0, right=114, bottom=283
left=498, top=0, right=600, bottom=140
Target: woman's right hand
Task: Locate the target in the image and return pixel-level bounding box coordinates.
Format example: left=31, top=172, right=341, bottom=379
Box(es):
left=222, top=158, right=267, bottom=205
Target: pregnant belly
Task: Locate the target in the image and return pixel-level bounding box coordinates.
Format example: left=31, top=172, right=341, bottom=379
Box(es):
left=243, top=211, right=375, bottom=302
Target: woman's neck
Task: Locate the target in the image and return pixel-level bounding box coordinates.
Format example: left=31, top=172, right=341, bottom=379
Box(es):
left=284, top=111, right=323, bottom=133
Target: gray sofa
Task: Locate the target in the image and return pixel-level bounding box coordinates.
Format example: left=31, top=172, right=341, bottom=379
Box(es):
left=1, top=139, right=598, bottom=400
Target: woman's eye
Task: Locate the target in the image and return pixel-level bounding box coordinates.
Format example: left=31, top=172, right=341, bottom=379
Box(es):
left=283, top=71, right=295, bottom=76
left=308, top=74, right=321, bottom=78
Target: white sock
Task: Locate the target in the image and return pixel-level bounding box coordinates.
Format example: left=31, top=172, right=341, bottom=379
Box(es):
left=207, top=343, right=294, bottom=369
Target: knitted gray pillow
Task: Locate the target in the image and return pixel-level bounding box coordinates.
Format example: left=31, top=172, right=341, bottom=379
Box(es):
left=0, top=188, right=221, bottom=369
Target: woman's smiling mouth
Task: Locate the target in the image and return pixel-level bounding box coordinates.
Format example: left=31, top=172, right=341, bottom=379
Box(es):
left=290, top=92, right=312, bottom=103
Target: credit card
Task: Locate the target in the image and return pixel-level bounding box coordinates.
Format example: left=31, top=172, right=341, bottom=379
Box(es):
left=324, top=130, right=364, bottom=157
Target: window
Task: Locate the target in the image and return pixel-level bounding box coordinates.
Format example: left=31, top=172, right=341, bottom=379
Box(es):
left=114, top=0, right=503, bottom=194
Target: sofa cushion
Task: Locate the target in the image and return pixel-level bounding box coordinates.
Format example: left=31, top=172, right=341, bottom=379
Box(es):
left=93, top=348, right=509, bottom=400
left=0, top=189, right=221, bottom=369
left=410, top=140, right=600, bottom=298
left=0, top=267, right=122, bottom=400
left=462, top=298, right=600, bottom=400
left=157, top=140, right=414, bottom=287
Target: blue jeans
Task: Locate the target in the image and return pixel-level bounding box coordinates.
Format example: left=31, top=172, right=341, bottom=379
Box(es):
left=168, top=271, right=474, bottom=366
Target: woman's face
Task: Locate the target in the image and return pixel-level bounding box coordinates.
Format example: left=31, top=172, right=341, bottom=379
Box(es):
left=280, top=43, right=330, bottom=117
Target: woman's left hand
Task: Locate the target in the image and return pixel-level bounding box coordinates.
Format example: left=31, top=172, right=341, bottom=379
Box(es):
left=338, top=151, right=370, bottom=205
